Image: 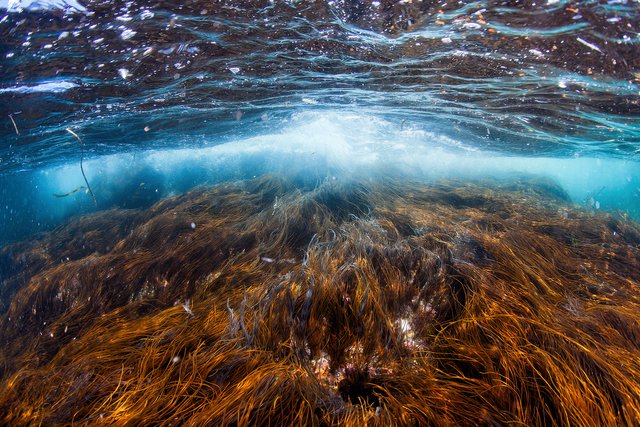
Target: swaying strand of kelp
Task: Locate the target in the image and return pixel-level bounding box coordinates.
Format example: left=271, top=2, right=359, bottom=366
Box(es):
left=0, top=175, right=639, bottom=426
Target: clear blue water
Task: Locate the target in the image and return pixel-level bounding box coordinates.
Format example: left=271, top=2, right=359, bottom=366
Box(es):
left=1, top=0, right=639, bottom=245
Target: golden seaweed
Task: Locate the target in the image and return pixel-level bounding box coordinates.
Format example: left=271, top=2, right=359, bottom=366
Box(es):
left=0, top=175, right=639, bottom=426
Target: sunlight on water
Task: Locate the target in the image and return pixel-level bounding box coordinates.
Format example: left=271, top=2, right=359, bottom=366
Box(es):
left=2, top=111, right=636, bottom=245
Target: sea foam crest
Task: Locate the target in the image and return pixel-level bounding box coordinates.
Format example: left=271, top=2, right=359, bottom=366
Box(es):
left=0, top=0, right=86, bottom=13
left=0, top=81, right=79, bottom=93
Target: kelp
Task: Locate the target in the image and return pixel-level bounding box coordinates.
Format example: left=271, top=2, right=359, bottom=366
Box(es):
left=0, top=175, right=639, bottom=426
left=66, top=128, right=97, bottom=207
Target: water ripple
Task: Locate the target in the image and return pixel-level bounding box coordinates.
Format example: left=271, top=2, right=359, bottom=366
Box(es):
left=0, top=0, right=639, bottom=172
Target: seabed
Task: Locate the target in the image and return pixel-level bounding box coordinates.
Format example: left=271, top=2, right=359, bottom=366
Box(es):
left=0, top=175, right=639, bottom=426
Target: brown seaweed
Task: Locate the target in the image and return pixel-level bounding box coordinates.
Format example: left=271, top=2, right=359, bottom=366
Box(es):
left=0, top=175, right=639, bottom=426
left=53, top=185, right=86, bottom=198
left=66, top=128, right=97, bottom=207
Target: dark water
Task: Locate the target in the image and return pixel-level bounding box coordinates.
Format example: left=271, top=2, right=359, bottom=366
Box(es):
left=1, top=0, right=640, bottom=244
left=2, top=0, right=639, bottom=156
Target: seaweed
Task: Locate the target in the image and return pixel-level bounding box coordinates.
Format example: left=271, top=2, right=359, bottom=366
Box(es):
left=0, top=175, right=639, bottom=426
left=65, top=128, right=97, bottom=207
left=53, top=185, right=86, bottom=198
left=8, top=114, right=19, bottom=136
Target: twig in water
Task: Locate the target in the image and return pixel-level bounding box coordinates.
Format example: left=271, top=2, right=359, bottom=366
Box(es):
left=9, top=114, right=19, bottom=135
left=53, top=186, right=86, bottom=198
left=66, top=128, right=97, bottom=207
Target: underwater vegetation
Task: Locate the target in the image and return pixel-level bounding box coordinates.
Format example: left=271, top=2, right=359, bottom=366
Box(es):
left=0, top=175, right=639, bottom=426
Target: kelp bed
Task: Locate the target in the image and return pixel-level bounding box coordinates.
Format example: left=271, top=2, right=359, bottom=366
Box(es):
left=0, top=175, right=639, bottom=426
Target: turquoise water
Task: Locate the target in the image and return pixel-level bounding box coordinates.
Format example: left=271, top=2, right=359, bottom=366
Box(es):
left=1, top=0, right=639, bottom=244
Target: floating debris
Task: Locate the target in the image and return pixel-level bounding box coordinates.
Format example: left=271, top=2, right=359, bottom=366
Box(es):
left=53, top=186, right=86, bottom=198
left=66, top=128, right=97, bottom=207
left=8, top=114, right=19, bottom=136
left=120, top=29, right=136, bottom=40
left=576, top=37, right=602, bottom=53
left=118, top=68, right=131, bottom=79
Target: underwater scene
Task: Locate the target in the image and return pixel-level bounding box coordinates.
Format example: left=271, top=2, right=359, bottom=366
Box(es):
left=1, top=0, right=640, bottom=425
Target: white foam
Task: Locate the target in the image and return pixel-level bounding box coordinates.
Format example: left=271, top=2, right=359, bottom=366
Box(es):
left=0, top=81, right=79, bottom=93
left=0, top=0, right=86, bottom=13
left=36, top=110, right=640, bottom=219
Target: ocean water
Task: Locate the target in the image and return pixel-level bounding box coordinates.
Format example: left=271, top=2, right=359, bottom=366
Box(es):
left=1, top=1, right=640, bottom=425
left=1, top=0, right=639, bottom=244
